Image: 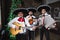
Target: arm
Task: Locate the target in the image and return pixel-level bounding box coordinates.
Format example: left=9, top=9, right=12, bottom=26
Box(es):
left=38, top=18, right=42, bottom=27
left=8, top=18, right=17, bottom=28
left=33, top=19, right=38, bottom=26
left=32, top=16, right=37, bottom=26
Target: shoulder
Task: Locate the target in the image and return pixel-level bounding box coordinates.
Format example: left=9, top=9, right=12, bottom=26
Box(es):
left=48, top=14, right=51, bottom=17
left=46, top=13, right=51, bottom=17
left=11, top=17, right=19, bottom=21
left=26, top=15, right=29, bottom=18
left=39, top=15, right=41, bottom=16
left=39, top=15, right=42, bottom=17
left=14, top=17, right=19, bottom=19
left=32, top=15, right=36, bottom=18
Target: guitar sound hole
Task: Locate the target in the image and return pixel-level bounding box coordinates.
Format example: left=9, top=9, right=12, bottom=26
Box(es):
left=19, top=26, right=21, bottom=30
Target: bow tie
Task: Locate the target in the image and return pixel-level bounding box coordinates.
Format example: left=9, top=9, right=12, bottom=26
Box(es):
left=18, top=17, right=25, bottom=22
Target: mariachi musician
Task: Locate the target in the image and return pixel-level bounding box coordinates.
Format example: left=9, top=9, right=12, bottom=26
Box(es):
left=8, top=8, right=28, bottom=40
left=25, top=8, right=37, bottom=40
left=37, top=5, right=56, bottom=40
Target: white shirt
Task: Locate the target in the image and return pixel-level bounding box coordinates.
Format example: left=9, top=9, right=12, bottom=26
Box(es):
left=38, top=13, right=56, bottom=30
left=8, top=17, right=26, bottom=33
left=25, top=15, right=37, bottom=31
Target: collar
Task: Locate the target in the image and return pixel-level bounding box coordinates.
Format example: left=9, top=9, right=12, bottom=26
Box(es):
left=28, top=15, right=34, bottom=17
left=42, top=12, right=48, bottom=16
left=45, top=12, right=48, bottom=15
left=19, top=16, right=23, bottom=18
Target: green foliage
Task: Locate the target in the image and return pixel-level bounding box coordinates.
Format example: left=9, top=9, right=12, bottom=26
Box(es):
left=6, top=0, right=22, bottom=40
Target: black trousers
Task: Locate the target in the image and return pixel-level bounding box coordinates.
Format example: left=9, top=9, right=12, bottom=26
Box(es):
left=40, top=26, right=50, bottom=40
left=28, top=30, right=35, bottom=40
left=16, top=33, right=26, bottom=40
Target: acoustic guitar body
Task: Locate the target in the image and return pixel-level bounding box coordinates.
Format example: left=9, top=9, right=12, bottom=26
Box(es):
left=10, top=28, right=23, bottom=36
left=10, top=22, right=23, bottom=36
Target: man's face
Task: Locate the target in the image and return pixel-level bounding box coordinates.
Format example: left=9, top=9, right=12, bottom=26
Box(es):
left=28, top=11, right=33, bottom=15
left=18, top=12, right=23, bottom=17
left=41, top=9, right=46, bottom=14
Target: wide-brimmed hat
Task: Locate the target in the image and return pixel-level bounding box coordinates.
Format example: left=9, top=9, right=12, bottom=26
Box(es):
left=13, top=8, right=28, bottom=17
left=37, top=5, right=51, bottom=12
left=27, top=7, right=36, bottom=13
left=13, top=8, right=28, bottom=15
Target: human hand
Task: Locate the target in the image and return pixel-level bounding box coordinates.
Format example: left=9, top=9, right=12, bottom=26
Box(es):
left=15, top=26, right=19, bottom=30
left=32, top=27, right=36, bottom=31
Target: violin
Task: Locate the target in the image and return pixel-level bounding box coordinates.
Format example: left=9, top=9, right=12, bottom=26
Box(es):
left=28, top=16, right=33, bottom=25
left=29, top=18, right=33, bottom=25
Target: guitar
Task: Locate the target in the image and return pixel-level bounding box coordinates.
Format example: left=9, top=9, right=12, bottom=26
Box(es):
left=10, top=22, right=25, bottom=36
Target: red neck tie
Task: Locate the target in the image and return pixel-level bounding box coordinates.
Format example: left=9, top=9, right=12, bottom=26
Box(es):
left=42, top=15, right=45, bottom=26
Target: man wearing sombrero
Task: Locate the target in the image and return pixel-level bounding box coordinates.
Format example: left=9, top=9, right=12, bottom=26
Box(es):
left=8, top=8, right=28, bottom=40
left=25, top=8, right=37, bottom=40
left=37, top=5, right=56, bottom=40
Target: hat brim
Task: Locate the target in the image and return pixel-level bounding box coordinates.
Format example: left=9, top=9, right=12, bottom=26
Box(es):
left=37, top=5, right=51, bottom=12
left=27, top=8, right=36, bottom=13
left=13, top=8, right=28, bottom=15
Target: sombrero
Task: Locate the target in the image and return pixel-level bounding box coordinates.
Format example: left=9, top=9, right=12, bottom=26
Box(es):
left=13, top=8, right=28, bottom=15
left=27, top=7, right=36, bottom=13
left=13, top=8, right=28, bottom=17
left=37, top=5, right=51, bottom=12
